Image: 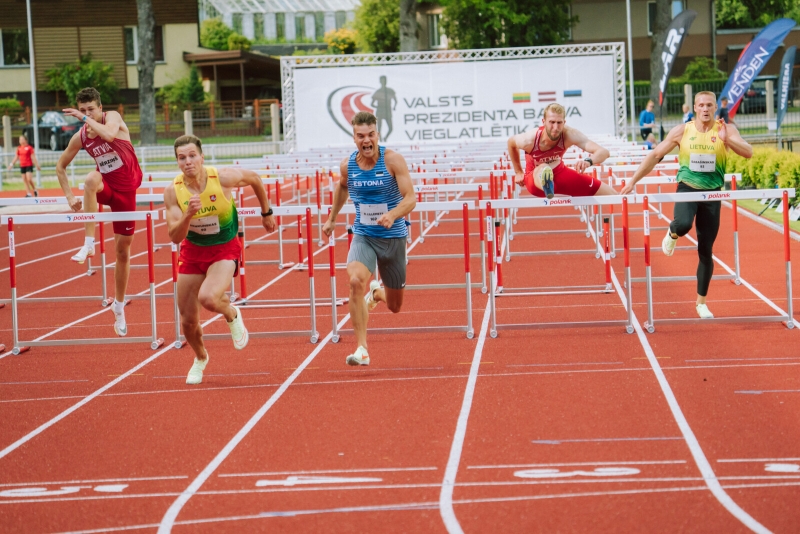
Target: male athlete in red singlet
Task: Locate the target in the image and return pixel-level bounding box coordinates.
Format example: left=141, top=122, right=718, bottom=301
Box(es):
left=508, top=103, right=616, bottom=198
left=56, top=87, right=143, bottom=337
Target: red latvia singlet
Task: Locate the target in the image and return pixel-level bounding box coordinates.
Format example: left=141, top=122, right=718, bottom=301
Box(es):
left=524, top=126, right=566, bottom=176
left=80, top=113, right=143, bottom=192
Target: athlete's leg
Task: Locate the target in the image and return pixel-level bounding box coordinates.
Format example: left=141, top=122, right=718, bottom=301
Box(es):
left=197, top=260, right=237, bottom=322
left=23, top=171, right=35, bottom=195
left=594, top=182, right=618, bottom=195
left=374, top=237, right=406, bottom=313
left=348, top=261, right=373, bottom=349
left=113, top=234, right=133, bottom=302
left=384, top=116, right=393, bottom=140
left=694, top=199, right=721, bottom=304
left=177, top=273, right=207, bottom=360
left=82, top=170, right=104, bottom=239
left=669, top=185, right=698, bottom=238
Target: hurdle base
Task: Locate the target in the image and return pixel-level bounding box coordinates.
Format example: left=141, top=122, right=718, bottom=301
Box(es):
left=15, top=337, right=158, bottom=349
left=11, top=345, right=30, bottom=355
left=494, top=320, right=631, bottom=332
left=201, top=330, right=320, bottom=343
left=151, top=338, right=165, bottom=350
left=335, top=325, right=471, bottom=339
left=630, top=274, right=735, bottom=284
left=645, top=315, right=791, bottom=332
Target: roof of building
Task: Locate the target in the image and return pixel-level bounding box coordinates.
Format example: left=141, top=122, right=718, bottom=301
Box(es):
left=207, top=0, right=360, bottom=14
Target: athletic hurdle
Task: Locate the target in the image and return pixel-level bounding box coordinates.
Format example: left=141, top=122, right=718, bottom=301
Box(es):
left=3, top=211, right=165, bottom=354
left=633, top=188, right=796, bottom=332
left=480, top=197, right=635, bottom=338
left=330, top=201, right=477, bottom=340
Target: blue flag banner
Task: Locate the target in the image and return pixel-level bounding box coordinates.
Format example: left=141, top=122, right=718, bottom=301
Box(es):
left=719, top=18, right=796, bottom=119
left=777, top=45, right=796, bottom=131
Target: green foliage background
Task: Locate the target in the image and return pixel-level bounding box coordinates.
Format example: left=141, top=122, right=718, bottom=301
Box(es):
left=354, top=0, right=400, bottom=53
left=44, top=54, right=119, bottom=104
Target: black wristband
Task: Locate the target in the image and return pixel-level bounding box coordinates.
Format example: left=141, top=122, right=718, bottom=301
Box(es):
left=261, top=208, right=273, bottom=217
left=584, top=158, right=593, bottom=166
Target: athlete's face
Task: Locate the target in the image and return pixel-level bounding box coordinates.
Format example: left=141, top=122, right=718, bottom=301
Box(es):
left=176, top=144, right=205, bottom=178
left=77, top=100, right=103, bottom=122
left=353, top=124, right=379, bottom=158
left=694, top=95, right=717, bottom=123
left=542, top=113, right=565, bottom=141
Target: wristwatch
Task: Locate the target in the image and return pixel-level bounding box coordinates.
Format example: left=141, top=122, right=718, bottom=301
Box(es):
left=261, top=208, right=273, bottom=217
left=81, top=115, right=88, bottom=122
left=584, top=158, right=593, bottom=166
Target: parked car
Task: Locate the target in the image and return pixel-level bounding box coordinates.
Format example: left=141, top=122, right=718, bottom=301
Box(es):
left=22, top=111, right=82, bottom=151
left=738, top=76, right=778, bottom=114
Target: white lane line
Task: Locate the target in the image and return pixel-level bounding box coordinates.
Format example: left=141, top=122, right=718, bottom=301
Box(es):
left=327, top=366, right=444, bottom=373
left=156, top=314, right=351, bottom=533
left=467, top=460, right=688, bottom=469
left=608, top=267, right=772, bottom=533
left=718, top=458, right=800, bottom=463
left=0, top=226, right=83, bottom=252
left=686, top=357, right=800, bottom=363
left=152, top=372, right=271, bottom=379
left=219, top=466, right=438, bottom=477
left=439, top=300, right=491, bottom=534
left=0, top=380, right=88, bottom=385
left=735, top=389, right=800, bottom=395
left=0, top=475, right=187, bottom=487
left=531, top=437, right=683, bottom=444
left=505, top=362, right=623, bottom=367
left=725, top=201, right=800, bottom=243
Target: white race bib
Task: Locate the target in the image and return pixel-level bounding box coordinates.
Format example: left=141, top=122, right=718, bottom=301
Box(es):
left=689, top=153, right=716, bottom=173
left=359, top=203, right=388, bottom=226
left=189, top=215, right=220, bottom=235
left=96, top=151, right=123, bottom=174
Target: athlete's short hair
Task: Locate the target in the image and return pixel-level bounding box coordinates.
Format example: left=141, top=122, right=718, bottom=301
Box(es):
left=174, top=134, right=203, bottom=157
left=695, top=91, right=717, bottom=102
left=351, top=111, right=377, bottom=127
left=76, top=87, right=102, bottom=106
left=543, top=103, right=566, bottom=119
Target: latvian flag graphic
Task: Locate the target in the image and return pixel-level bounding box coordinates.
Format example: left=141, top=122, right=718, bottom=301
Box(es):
left=512, top=93, right=531, bottom=103
left=538, top=91, right=556, bottom=102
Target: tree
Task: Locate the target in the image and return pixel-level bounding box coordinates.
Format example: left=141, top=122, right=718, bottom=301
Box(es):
left=354, top=0, right=400, bottom=53
left=156, top=65, right=206, bottom=106
left=137, top=0, right=157, bottom=146
left=44, top=54, right=119, bottom=104
left=400, top=0, right=418, bottom=52
left=324, top=28, right=357, bottom=54
left=440, top=0, right=576, bottom=50
left=201, top=18, right=234, bottom=50
left=227, top=33, right=252, bottom=51
left=648, top=0, right=671, bottom=117
left=675, top=57, right=727, bottom=82
left=716, top=0, right=798, bottom=29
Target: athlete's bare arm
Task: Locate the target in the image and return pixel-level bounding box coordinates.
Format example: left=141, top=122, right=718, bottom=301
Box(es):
left=382, top=150, right=416, bottom=229
left=164, top=183, right=199, bottom=244
left=62, top=109, right=130, bottom=143
left=508, top=130, right=537, bottom=184
left=55, top=132, right=85, bottom=211
left=218, top=167, right=275, bottom=232
left=621, top=124, right=685, bottom=195
left=564, top=127, right=610, bottom=172
left=322, top=159, right=351, bottom=237
left=717, top=121, right=752, bottom=158
left=31, top=151, right=40, bottom=171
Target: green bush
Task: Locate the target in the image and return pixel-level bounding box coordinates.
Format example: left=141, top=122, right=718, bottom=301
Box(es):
left=0, top=98, right=22, bottom=115
left=324, top=28, right=357, bottom=54
left=727, top=147, right=800, bottom=204
left=157, top=65, right=206, bottom=106
left=44, top=54, right=119, bottom=104
left=227, top=33, right=252, bottom=51
left=201, top=18, right=233, bottom=50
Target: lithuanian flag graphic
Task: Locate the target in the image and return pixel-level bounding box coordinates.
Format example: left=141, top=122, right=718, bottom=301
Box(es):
left=512, top=93, right=531, bottom=103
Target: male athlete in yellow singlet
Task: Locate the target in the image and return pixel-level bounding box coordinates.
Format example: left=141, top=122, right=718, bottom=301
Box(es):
left=622, top=91, right=752, bottom=319
left=164, top=135, right=275, bottom=384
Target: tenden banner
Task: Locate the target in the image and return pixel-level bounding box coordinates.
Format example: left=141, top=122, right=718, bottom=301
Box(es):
left=655, top=10, right=697, bottom=106
left=777, top=45, right=796, bottom=130
left=720, top=18, right=796, bottom=119
left=292, top=55, right=617, bottom=150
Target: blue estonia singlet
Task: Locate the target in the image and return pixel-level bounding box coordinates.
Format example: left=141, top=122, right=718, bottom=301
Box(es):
left=348, top=146, right=407, bottom=238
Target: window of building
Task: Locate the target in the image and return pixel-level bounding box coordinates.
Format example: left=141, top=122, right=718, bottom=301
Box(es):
left=563, top=4, right=572, bottom=41
left=428, top=14, right=442, bottom=49
left=648, top=0, right=686, bottom=35
left=335, top=11, right=347, bottom=29
left=276, top=13, right=285, bottom=40
left=124, top=26, right=164, bottom=64
left=0, top=29, right=30, bottom=67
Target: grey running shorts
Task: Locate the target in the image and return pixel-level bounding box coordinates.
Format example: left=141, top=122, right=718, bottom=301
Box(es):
left=347, top=234, right=407, bottom=289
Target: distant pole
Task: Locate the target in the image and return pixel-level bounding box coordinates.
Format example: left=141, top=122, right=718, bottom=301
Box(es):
left=25, top=0, right=40, bottom=186
left=625, top=0, right=636, bottom=141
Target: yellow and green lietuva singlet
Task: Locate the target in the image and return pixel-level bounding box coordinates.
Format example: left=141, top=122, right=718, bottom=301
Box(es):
left=676, top=121, right=727, bottom=190
left=174, top=166, right=238, bottom=246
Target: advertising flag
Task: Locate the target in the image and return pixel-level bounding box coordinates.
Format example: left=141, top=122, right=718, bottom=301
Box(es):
left=720, top=18, right=796, bottom=119
left=655, top=10, right=697, bottom=106
left=777, top=45, right=796, bottom=130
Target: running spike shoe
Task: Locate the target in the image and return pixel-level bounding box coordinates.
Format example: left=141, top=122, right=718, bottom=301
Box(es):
left=227, top=305, right=249, bottom=350
left=662, top=231, right=678, bottom=256
left=696, top=303, right=714, bottom=319
left=346, top=346, right=370, bottom=366
left=540, top=166, right=555, bottom=199
left=365, top=280, right=382, bottom=311
left=186, top=355, right=209, bottom=385
left=71, top=245, right=95, bottom=264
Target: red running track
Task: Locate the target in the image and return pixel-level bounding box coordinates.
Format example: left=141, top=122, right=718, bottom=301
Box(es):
left=0, top=183, right=798, bottom=533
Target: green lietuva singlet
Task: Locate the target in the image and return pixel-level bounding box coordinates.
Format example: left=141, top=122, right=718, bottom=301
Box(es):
left=173, top=166, right=238, bottom=246
left=676, top=121, right=727, bottom=190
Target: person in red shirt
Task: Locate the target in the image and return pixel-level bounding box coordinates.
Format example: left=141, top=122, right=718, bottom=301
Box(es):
left=55, top=87, right=143, bottom=337
left=7, top=135, right=40, bottom=197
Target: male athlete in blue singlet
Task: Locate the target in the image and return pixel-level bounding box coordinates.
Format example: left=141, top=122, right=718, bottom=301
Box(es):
left=323, top=111, right=416, bottom=366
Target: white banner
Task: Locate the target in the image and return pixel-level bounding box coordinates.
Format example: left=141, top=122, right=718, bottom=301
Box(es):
left=293, top=55, right=617, bottom=151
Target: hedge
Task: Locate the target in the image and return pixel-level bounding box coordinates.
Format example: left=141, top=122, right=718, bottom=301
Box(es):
left=726, top=147, right=800, bottom=205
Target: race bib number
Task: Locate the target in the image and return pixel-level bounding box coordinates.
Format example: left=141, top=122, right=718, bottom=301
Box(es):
left=189, top=215, right=220, bottom=235
left=96, top=150, right=123, bottom=174
left=689, top=153, right=716, bottom=173
left=360, top=203, right=388, bottom=226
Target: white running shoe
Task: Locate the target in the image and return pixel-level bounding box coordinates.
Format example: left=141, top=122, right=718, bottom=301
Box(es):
left=186, top=355, right=209, bottom=385
left=227, top=305, right=249, bottom=350
left=696, top=303, right=714, bottom=319
left=662, top=232, right=678, bottom=256
left=365, top=280, right=382, bottom=311
left=71, top=244, right=95, bottom=264
left=113, top=308, right=127, bottom=337
left=346, top=346, right=370, bottom=366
